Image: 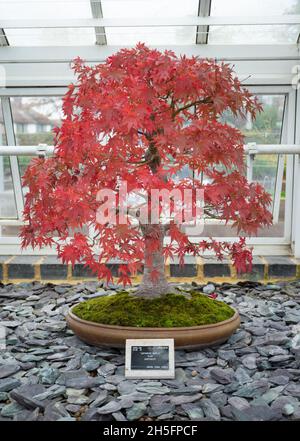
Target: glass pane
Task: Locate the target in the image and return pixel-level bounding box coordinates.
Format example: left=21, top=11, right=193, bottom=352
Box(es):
left=102, top=0, right=199, bottom=45
left=223, top=94, right=285, bottom=195
left=102, top=0, right=199, bottom=18
left=199, top=94, right=286, bottom=238
left=223, top=95, right=285, bottom=145
left=245, top=95, right=285, bottom=205
left=10, top=96, right=63, bottom=178
left=208, top=25, right=300, bottom=45
left=105, top=26, right=196, bottom=45
left=211, top=0, right=299, bottom=16
left=209, top=0, right=300, bottom=44
left=4, top=28, right=96, bottom=46
left=0, top=99, right=18, bottom=221
left=0, top=0, right=93, bottom=19
left=0, top=155, right=18, bottom=219
left=252, top=155, right=279, bottom=200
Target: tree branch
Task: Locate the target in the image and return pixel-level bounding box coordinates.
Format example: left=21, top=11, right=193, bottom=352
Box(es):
left=173, top=97, right=213, bottom=117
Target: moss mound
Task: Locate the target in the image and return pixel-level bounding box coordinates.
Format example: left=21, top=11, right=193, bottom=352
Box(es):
left=72, top=292, right=235, bottom=328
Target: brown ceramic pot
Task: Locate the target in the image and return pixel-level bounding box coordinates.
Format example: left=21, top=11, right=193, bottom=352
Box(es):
left=66, top=305, right=240, bottom=349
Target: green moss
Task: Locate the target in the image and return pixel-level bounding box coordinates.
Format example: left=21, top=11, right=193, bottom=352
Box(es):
left=72, top=292, right=235, bottom=328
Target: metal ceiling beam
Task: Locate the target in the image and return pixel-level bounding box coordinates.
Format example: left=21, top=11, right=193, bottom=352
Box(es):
left=0, top=45, right=299, bottom=63
left=1, top=15, right=300, bottom=28
left=196, top=0, right=212, bottom=45
left=0, top=87, right=67, bottom=96
left=90, top=0, right=106, bottom=46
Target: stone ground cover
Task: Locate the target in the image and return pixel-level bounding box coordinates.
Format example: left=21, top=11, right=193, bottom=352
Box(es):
left=0, top=280, right=299, bottom=421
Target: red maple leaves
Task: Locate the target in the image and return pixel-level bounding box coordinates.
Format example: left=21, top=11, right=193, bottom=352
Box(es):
left=20, top=44, right=272, bottom=286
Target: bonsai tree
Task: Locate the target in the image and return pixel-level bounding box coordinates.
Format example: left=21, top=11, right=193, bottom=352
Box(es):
left=21, top=44, right=272, bottom=297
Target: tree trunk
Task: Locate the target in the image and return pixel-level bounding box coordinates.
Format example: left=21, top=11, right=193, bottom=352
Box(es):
left=134, top=224, right=172, bottom=298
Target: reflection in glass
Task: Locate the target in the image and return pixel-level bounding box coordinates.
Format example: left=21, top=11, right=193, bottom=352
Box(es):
left=201, top=94, right=286, bottom=238
left=208, top=25, right=300, bottom=45
left=0, top=0, right=95, bottom=46
left=10, top=96, right=63, bottom=178
left=221, top=94, right=285, bottom=143
left=0, top=0, right=93, bottom=19
left=224, top=95, right=285, bottom=201
left=102, top=0, right=199, bottom=45
left=3, top=28, right=96, bottom=47
left=211, top=0, right=299, bottom=16
left=104, top=26, right=197, bottom=45
left=210, top=0, right=300, bottom=44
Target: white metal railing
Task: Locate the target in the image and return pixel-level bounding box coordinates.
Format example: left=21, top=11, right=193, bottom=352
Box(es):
left=0, top=144, right=54, bottom=157
left=0, top=143, right=299, bottom=154
left=0, top=142, right=300, bottom=156
left=244, top=144, right=300, bottom=155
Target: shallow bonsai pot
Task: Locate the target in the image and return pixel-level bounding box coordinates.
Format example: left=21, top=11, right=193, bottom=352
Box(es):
left=66, top=304, right=240, bottom=350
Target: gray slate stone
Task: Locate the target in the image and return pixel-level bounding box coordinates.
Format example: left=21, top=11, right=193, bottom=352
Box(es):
left=0, top=363, right=20, bottom=379
left=170, top=393, right=202, bottom=406
left=241, top=355, right=257, bottom=370
left=33, top=385, right=66, bottom=401
left=90, top=390, right=108, bottom=408
left=234, top=380, right=270, bottom=398
left=13, top=408, right=40, bottom=421
left=202, top=284, right=215, bottom=295
left=210, top=368, right=234, bottom=384
left=199, top=398, right=221, bottom=421
left=217, top=350, right=236, bottom=362
left=261, top=386, right=286, bottom=404
left=285, top=383, right=300, bottom=398
left=97, top=363, right=116, bottom=377
left=43, top=402, right=70, bottom=421
left=232, top=403, right=281, bottom=421
left=0, top=392, right=9, bottom=402
left=234, top=367, right=251, bottom=385
left=271, top=396, right=299, bottom=413
left=112, top=411, right=127, bottom=421
left=149, top=395, right=175, bottom=417
left=0, top=378, right=21, bottom=392
left=269, top=375, right=289, bottom=386
left=282, top=404, right=295, bottom=416
left=38, top=366, right=60, bottom=385
left=181, top=403, right=204, bottom=420
left=56, top=370, right=104, bottom=388
left=10, top=384, right=47, bottom=410
left=228, top=396, right=250, bottom=411
left=97, top=400, right=122, bottom=414
left=210, top=392, right=228, bottom=408
left=126, top=403, right=147, bottom=421
left=202, top=383, right=224, bottom=394
left=1, top=402, right=25, bottom=418
left=136, top=385, right=170, bottom=395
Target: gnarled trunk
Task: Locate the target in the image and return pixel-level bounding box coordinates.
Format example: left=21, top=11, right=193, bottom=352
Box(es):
left=135, top=224, right=172, bottom=298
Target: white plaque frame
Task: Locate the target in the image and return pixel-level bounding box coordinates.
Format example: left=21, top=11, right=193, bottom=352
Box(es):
left=125, top=338, right=175, bottom=379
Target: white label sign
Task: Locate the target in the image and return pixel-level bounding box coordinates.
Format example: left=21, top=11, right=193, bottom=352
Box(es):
left=125, top=338, right=175, bottom=379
